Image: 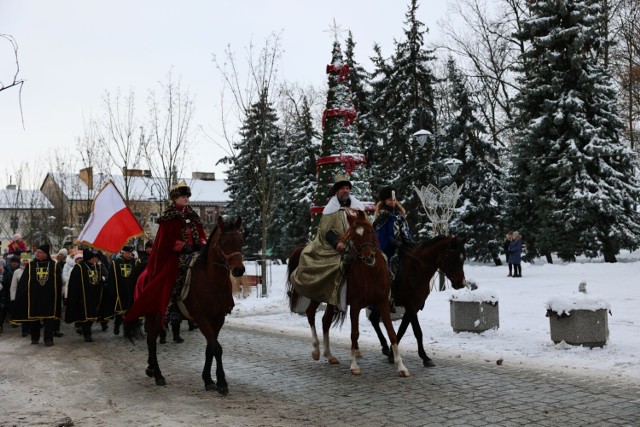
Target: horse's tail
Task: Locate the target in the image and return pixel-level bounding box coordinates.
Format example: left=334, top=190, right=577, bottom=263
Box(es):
left=332, top=308, right=347, bottom=328
left=286, top=246, right=304, bottom=312
left=123, top=317, right=144, bottom=343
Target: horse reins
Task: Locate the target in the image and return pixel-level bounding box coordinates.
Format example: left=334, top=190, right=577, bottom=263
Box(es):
left=209, top=229, right=243, bottom=270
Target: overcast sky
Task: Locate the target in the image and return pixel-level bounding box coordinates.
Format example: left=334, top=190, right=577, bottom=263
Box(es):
left=0, top=0, right=454, bottom=188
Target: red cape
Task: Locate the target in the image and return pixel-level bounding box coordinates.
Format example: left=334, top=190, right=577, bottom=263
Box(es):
left=124, top=209, right=205, bottom=323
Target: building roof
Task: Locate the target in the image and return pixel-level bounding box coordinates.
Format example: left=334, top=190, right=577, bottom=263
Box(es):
left=0, top=188, right=54, bottom=210
left=46, top=172, right=229, bottom=203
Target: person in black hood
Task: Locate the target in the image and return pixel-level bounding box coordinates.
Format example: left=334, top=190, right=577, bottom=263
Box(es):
left=11, top=244, right=63, bottom=346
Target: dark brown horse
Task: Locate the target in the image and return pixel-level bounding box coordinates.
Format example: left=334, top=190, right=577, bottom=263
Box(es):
left=124, top=216, right=245, bottom=395
left=287, top=210, right=410, bottom=377
left=368, top=235, right=467, bottom=367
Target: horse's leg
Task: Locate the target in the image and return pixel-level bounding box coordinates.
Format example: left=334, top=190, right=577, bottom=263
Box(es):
left=200, top=317, right=228, bottom=395
left=306, top=300, right=321, bottom=361
left=378, top=302, right=410, bottom=377
left=368, top=307, right=390, bottom=356
left=144, top=315, right=166, bottom=385
left=321, top=305, right=339, bottom=364
left=349, top=307, right=362, bottom=375
left=388, top=311, right=413, bottom=364
left=410, top=313, right=435, bottom=367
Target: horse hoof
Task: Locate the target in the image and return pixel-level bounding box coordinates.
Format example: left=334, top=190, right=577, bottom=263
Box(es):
left=398, top=369, right=411, bottom=378
left=217, top=385, right=229, bottom=396
left=351, top=368, right=361, bottom=376
left=205, top=382, right=216, bottom=391
left=381, top=347, right=390, bottom=357
left=312, top=352, right=320, bottom=361
left=145, top=368, right=154, bottom=378
left=423, top=359, right=436, bottom=367
left=328, top=357, right=340, bottom=365
left=155, top=377, right=166, bottom=386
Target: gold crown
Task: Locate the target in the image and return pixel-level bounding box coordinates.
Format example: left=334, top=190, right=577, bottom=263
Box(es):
left=334, top=172, right=351, bottom=183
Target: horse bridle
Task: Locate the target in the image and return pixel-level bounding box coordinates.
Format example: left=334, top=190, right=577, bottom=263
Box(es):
left=210, top=229, right=244, bottom=270
left=345, top=234, right=379, bottom=267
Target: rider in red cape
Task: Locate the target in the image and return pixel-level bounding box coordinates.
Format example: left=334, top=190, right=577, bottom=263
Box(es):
left=124, top=182, right=206, bottom=325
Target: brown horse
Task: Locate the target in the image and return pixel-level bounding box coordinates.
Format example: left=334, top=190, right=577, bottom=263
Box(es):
left=368, top=235, right=467, bottom=367
left=287, top=210, right=410, bottom=377
left=124, top=216, right=245, bottom=395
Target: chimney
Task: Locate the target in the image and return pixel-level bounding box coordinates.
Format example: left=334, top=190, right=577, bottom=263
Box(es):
left=79, top=167, right=93, bottom=190
left=192, top=172, right=216, bottom=181
left=122, top=167, right=145, bottom=177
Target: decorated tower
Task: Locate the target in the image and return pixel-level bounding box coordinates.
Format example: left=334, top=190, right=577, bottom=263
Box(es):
left=309, top=40, right=376, bottom=238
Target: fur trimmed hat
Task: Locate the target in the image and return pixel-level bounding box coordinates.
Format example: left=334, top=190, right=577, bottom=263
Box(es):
left=378, top=186, right=396, bottom=202
left=169, top=182, right=191, bottom=200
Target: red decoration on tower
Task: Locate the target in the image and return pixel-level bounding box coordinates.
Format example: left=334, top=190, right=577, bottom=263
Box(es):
left=307, top=40, right=375, bottom=239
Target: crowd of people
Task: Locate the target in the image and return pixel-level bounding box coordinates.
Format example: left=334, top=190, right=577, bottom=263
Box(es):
left=0, top=182, right=203, bottom=346
left=2, top=178, right=527, bottom=349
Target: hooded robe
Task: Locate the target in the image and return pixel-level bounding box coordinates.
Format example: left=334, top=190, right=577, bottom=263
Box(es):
left=11, top=259, right=62, bottom=322
left=65, top=261, right=105, bottom=323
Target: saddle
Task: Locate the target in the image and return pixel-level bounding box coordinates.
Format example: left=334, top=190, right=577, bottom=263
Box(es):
left=176, top=253, right=199, bottom=321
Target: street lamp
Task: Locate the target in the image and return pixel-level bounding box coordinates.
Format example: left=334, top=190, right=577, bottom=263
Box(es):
left=412, top=129, right=432, bottom=147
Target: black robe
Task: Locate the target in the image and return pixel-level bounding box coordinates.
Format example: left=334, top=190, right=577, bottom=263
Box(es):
left=11, top=259, right=62, bottom=322
left=104, top=257, right=139, bottom=316
left=65, top=261, right=105, bottom=323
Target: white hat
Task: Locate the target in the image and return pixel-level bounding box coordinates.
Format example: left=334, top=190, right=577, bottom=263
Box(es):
left=58, top=248, right=68, bottom=257
left=13, top=233, right=22, bottom=240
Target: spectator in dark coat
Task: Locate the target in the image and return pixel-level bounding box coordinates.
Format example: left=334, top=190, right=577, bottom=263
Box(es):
left=508, top=231, right=523, bottom=278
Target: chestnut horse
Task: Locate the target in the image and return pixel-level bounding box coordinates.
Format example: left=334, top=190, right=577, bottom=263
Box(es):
left=368, top=235, right=467, bottom=367
left=287, top=210, right=410, bottom=377
left=124, top=217, right=245, bottom=395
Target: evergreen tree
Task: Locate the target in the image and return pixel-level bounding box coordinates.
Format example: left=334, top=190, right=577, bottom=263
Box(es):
left=219, top=91, right=281, bottom=256
left=270, top=96, right=320, bottom=258
left=344, top=31, right=376, bottom=180
left=365, top=43, right=393, bottom=192
left=368, top=0, right=438, bottom=237
left=308, top=40, right=376, bottom=237
left=443, top=59, right=504, bottom=262
left=508, top=0, right=640, bottom=262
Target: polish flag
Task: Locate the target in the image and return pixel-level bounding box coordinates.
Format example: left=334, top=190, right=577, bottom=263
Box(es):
left=77, top=181, right=144, bottom=253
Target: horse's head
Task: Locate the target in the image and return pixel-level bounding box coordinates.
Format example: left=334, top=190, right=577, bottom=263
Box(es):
left=440, top=234, right=467, bottom=289
left=344, top=210, right=378, bottom=267
left=216, top=216, right=245, bottom=277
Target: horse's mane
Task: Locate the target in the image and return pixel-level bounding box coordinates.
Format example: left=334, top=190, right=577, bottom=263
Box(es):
left=197, top=227, right=216, bottom=265
left=417, top=235, right=449, bottom=248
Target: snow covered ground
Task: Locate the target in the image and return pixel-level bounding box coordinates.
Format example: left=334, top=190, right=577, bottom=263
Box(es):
left=228, top=250, right=640, bottom=384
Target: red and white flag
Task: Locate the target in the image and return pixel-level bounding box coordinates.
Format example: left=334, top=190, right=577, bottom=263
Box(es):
left=77, top=181, right=144, bottom=253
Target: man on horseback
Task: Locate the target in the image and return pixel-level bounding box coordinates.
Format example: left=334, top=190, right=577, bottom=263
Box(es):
left=124, top=182, right=207, bottom=343
left=290, top=173, right=365, bottom=311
